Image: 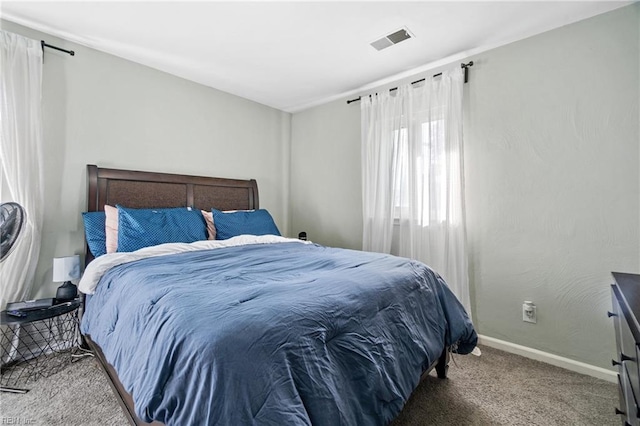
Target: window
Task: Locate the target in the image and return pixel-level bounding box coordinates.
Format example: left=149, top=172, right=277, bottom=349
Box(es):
left=393, top=118, right=457, bottom=224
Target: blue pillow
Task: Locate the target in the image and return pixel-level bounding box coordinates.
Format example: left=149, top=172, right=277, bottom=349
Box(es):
left=116, top=206, right=207, bottom=253
left=82, top=211, right=107, bottom=257
left=212, top=209, right=280, bottom=240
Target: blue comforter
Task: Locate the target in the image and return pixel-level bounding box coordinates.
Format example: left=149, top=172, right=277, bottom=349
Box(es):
left=82, top=242, right=476, bottom=425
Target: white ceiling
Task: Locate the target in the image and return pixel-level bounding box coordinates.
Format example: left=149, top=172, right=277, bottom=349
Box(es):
left=1, top=1, right=632, bottom=113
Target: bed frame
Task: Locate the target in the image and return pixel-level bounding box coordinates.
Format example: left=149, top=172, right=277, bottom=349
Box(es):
left=81, top=164, right=449, bottom=426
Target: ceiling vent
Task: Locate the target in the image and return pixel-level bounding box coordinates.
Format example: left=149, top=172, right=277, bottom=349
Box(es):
left=370, top=27, right=413, bottom=51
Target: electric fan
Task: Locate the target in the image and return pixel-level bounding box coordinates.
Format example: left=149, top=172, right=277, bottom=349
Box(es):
left=0, top=202, right=27, bottom=394
left=1, top=202, right=28, bottom=308
left=0, top=202, right=25, bottom=262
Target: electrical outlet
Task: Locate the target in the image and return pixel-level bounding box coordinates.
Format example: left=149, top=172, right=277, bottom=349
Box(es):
left=523, top=301, right=537, bottom=324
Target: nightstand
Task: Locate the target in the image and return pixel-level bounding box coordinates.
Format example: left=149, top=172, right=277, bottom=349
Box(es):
left=0, top=298, right=81, bottom=390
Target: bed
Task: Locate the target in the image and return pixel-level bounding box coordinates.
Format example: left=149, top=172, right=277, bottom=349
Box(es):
left=79, top=164, right=477, bottom=426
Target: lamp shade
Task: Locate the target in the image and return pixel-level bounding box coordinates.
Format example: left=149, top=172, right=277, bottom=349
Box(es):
left=52, top=255, right=81, bottom=282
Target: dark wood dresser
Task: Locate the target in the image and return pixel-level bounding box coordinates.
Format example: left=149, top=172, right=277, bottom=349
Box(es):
left=611, top=272, right=640, bottom=426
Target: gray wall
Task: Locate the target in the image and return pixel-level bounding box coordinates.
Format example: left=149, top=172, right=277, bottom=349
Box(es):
left=290, top=4, right=640, bottom=368
left=1, top=20, right=292, bottom=299
left=290, top=99, right=362, bottom=249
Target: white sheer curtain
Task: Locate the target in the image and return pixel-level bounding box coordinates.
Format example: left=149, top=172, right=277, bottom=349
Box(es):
left=361, top=67, right=470, bottom=315
left=361, top=89, right=405, bottom=253
left=0, top=31, right=45, bottom=310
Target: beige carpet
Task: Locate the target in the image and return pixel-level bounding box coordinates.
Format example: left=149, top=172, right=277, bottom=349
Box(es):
left=0, top=345, right=618, bottom=425
left=392, top=346, right=618, bottom=426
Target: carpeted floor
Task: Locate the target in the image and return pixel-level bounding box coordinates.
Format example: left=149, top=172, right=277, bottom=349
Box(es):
left=0, top=345, right=618, bottom=425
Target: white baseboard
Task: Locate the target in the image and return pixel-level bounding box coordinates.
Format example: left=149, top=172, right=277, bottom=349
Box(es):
left=477, top=334, right=617, bottom=383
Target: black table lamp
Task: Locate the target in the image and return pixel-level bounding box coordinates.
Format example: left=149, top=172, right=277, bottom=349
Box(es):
left=53, top=255, right=81, bottom=301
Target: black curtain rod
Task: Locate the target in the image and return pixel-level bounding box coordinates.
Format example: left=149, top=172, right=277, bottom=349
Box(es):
left=41, top=41, right=75, bottom=56
left=346, top=61, right=473, bottom=105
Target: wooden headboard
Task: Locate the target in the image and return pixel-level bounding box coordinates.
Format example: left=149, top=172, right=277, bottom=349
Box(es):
left=85, top=164, right=259, bottom=263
